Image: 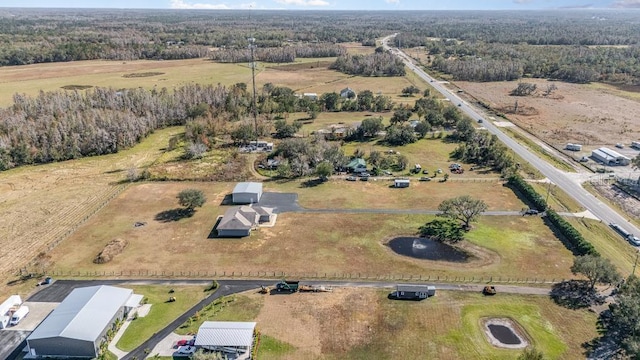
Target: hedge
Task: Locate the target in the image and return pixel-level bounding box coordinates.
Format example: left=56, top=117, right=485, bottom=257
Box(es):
left=507, top=175, right=547, bottom=211
left=508, top=175, right=599, bottom=257
left=546, top=209, right=600, bottom=256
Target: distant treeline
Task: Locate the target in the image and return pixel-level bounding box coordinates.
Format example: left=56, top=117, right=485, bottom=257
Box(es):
left=210, top=44, right=346, bottom=63
left=3, top=9, right=639, bottom=68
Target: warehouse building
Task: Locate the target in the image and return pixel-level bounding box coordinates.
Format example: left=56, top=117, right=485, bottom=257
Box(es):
left=232, top=182, right=263, bottom=204
left=26, top=285, right=142, bottom=359
left=194, top=321, right=257, bottom=356
left=591, top=147, right=631, bottom=166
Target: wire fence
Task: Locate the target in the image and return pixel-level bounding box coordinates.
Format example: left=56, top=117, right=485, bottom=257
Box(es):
left=42, top=269, right=561, bottom=284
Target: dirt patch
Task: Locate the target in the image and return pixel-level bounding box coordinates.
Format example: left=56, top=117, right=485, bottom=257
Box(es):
left=93, top=238, right=128, bottom=264
left=591, top=183, right=640, bottom=219
left=457, top=79, right=640, bottom=146
left=60, top=85, right=93, bottom=90
left=122, top=72, right=165, bottom=78
left=255, top=287, right=379, bottom=357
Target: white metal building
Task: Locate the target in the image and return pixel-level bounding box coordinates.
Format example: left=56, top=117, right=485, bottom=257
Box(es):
left=0, top=295, right=22, bottom=329
left=591, top=147, right=631, bottom=166
left=26, top=285, right=142, bottom=359
left=195, top=321, right=256, bottom=356
left=232, top=182, right=263, bottom=204
left=395, top=179, right=410, bottom=188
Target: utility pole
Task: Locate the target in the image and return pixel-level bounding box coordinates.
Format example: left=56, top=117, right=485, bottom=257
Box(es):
left=633, top=250, right=639, bottom=277
left=545, top=180, right=552, bottom=208
left=248, top=37, right=258, bottom=137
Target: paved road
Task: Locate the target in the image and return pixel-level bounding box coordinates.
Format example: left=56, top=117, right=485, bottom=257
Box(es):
left=382, top=35, right=640, bottom=242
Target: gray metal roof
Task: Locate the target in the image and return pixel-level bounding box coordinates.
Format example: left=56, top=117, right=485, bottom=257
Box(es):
left=28, top=286, right=134, bottom=342
left=195, top=321, right=256, bottom=347
left=396, top=284, right=433, bottom=292
left=233, top=182, right=262, bottom=195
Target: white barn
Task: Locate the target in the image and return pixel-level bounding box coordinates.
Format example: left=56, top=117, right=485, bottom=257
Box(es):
left=232, top=182, right=263, bottom=204
left=26, top=286, right=142, bottom=359
left=195, top=321, right=256, bottom=356
left=592, top=147, right=631, bottom=166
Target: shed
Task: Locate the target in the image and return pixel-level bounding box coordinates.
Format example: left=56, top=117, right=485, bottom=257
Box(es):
left=27, top=285, right=141, bottom=359
left=0, top=295, right=22, bottom=329
left=394, top=179, right=410, bottom=188
left=232, top=182, right=263, bottom=204
left=195, top=321, right=256, bottom=355
left=390, top=284, right=436, bottom=300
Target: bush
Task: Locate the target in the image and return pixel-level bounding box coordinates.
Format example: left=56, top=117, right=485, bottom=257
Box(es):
left=546, top=209, right=599, bottom=256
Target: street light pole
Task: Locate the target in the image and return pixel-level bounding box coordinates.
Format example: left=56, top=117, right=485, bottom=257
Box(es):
left=248, top=37, right=258, bottom=137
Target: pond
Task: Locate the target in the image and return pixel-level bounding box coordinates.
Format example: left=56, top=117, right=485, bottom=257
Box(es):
left=387, top=237, right=470, bottom=262
left=487, top=324, right=522, bottom=345
left=483, top=318, right=528, bottom=349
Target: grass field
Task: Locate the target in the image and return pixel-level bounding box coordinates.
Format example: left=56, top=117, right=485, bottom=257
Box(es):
left=529, top=182, right=584, bottom=213
left=45, top=182, right=575, bottom=281
left=116, top=285, right=211, bottom=351
left=202, top=288, right=597, bottom=360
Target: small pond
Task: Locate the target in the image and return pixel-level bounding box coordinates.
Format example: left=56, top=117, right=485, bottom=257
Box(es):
left=387, top=237, right=469, bottom=262
left=483, top=318, right=528, bottom=349
left=487, top=324, right=522, bottom=345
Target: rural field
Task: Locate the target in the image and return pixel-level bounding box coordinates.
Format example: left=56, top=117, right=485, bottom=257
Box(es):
left=45, top=180, right=575, bottom=281
left=455, top=79, right=640, bottom=148
left=186, top=288, right=597, bottom=360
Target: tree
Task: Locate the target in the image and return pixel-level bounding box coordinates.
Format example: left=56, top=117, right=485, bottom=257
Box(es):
left=384, top=124, right=417, bottom=146
left=437, top=195, right=488, bottom=230
left=607, top=276, right=640, bottom=358
left=315, top=161, right=333, bottom=181
left=419, top=219, right=464, bottom=243
left=274, top=119, right=302, bottom=139
left=230, top=124, right=256, bottom=145
left=571, top=255, right=620, bottom=291
left=390, top=107, right=412, bottom=124
left=414, top=120, right=431, bottom=138
left=633, top=154, right=640, bottom=170
left=185, top=142, right=208, bottom=159
left=192, top=349, right=226, bottom=360
left=517, top=347, right=545, bottom=360
left=358, top=117, right=384, bottom=138
left=401, top=85, right=421, bottom=97
left=177, top=189, right=206, bottom=212
left=510, top=82, right=537, bottom=96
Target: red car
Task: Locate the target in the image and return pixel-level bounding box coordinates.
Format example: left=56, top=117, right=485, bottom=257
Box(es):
left=176, top=338, right=195, bottom=347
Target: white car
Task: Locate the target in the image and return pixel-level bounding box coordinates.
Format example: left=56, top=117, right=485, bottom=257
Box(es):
left=628, top=235, right=640, bottom=246
left=177, top=346, right=196, bottom=355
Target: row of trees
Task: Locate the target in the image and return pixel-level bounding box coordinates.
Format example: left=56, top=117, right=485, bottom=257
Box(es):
left=209, top=44, right=346, bottom=64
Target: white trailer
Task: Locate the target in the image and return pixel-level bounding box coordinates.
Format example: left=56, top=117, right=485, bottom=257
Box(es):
left=0, top=295, right=22, bottom=329
left=566, top=143, right=582, bottom=151
left=10, top=305, right=29, bottom=326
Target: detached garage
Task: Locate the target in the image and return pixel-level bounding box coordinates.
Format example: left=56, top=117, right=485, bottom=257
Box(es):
left=232, top=182, right=263, bottom=204
left=26, top=285, right=141, bottom=359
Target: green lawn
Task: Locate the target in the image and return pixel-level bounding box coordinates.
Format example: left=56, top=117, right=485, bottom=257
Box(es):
left=116, top=285, right=211, bottom=351
left=175, top=294, right=263, bottom=335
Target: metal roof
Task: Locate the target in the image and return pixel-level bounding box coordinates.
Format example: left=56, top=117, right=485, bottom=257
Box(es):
left=195, top=321, right=256, bottom=347
left=233, top=182, right=263, bottom=195
left=598, top=147, right=630, bottom=160
left=217, top=207, right=254, bottom=231
left=28, top=286, right=135, bottom=342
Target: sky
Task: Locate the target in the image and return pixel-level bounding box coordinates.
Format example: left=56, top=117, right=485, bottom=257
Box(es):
left=1, top=0, right=640, bottom=10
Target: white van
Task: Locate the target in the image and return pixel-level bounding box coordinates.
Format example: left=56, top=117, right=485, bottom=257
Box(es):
left=10, top=306, right=29, bottom=326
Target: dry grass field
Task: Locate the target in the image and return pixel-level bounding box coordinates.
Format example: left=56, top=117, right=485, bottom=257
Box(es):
left=45, top=181, right=575, bottom=281
left=455, top=79, right=640, bottom=147
left=221, top=289, right=597, bottom=360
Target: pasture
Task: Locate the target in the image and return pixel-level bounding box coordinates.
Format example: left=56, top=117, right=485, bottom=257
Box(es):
left=45, top=181, right=575, bottom=281
left=196, top=289, right=597, bottom=360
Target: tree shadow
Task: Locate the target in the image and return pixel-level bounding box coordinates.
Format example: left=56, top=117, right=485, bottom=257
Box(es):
left=551, top=280, right=605, bottom=309
left=300, top=178, right=325, bottom=188
left=155, top=208, right=194, bottom=222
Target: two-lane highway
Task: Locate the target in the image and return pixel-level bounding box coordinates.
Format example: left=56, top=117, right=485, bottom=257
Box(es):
left=382, top=34, right=640, bottom=243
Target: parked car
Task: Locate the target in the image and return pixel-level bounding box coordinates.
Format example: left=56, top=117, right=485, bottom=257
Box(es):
left=176, top=337, right=195, bottom=347
left=359, top=172, right=370, bottom=178
left=477, top=119, right=483, bottom=123
left=382, top=170, right=393, bottom=176
left=419, top=177, right=431, bottom=182
left=616, top=143, right=624, bottom=149
left=177, top=346, right=196, bottom=355
left=482, top=286, right=497, bottom=295
left=360, top=176, right=369, bottom=181
left=422, top=169, right=429, bottom=174
left=523, top=209, right=539, bottom=216
left=346, top=176, right=357, bottom=181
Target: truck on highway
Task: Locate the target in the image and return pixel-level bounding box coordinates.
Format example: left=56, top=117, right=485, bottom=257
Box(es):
left=10, top=305, right=29, bottom=326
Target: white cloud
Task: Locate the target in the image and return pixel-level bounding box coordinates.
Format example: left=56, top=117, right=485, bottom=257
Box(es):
left=170, top=0, right=258, bottom=9
left=385, top=0, right=400, bottom=4
left=274, top=0, right=330, bottom=6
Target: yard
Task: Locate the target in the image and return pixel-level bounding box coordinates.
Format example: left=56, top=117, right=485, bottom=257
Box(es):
left=45, top=182, right=575, bottom=281
left=188, top=288, right=597, bottom=360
